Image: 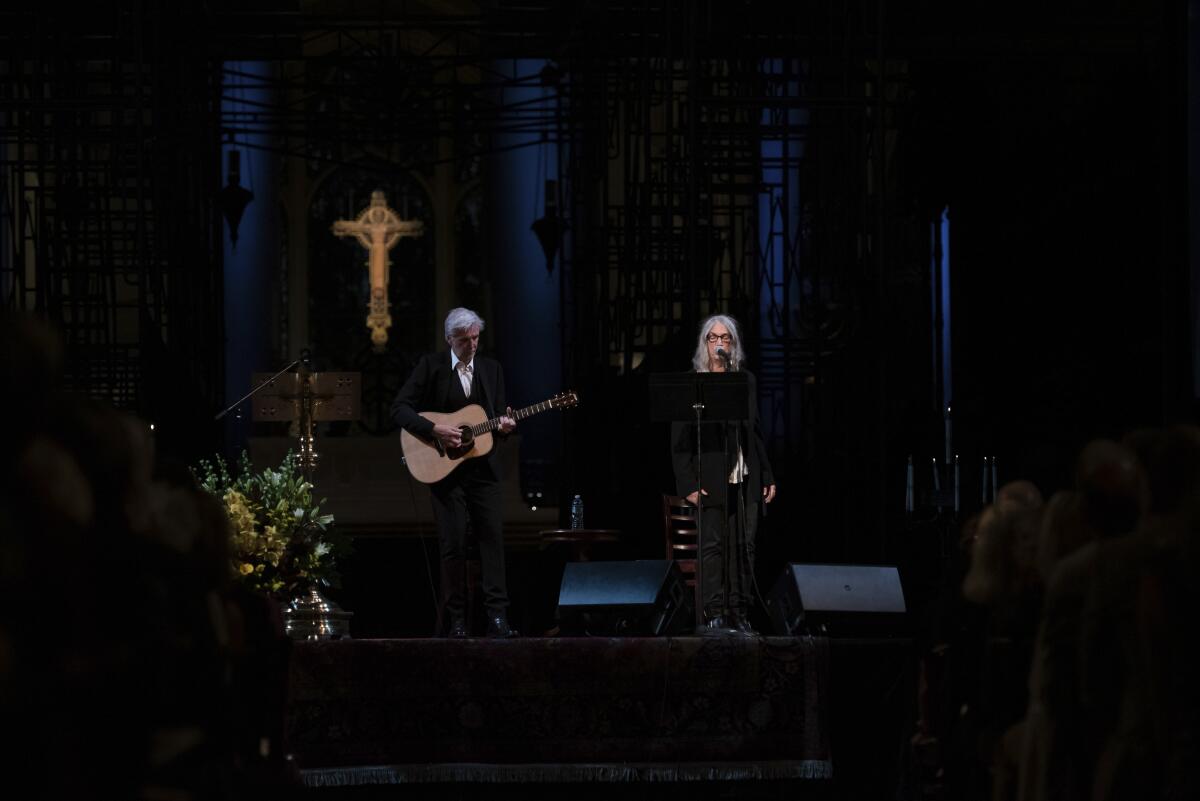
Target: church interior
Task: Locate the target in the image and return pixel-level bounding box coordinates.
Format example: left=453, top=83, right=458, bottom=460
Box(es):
left=2, top=1, right=1196, bottom=799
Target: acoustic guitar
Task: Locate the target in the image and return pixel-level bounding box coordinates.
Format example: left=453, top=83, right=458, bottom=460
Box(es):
left=400, top=391, right=579, bottom=484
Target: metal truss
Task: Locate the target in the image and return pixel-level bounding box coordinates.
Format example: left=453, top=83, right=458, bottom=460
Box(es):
left=558, top=1, right=892, bottom=461
left=0, top=6, right=224, bottom=450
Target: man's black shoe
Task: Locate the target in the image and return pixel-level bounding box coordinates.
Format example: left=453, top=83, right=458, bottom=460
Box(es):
left=730, top=613, right=760, bottom=637
left=486, top=616, right=519, bottom=638
left=447, top=618, right=468, bottom=638
left=696, top=615, right=738, bottom=636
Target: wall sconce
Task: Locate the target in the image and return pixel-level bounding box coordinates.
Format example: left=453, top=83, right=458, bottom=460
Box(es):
left=218, top=149, right=254, bottom=245
left=531, top=179, right=567, bottom=274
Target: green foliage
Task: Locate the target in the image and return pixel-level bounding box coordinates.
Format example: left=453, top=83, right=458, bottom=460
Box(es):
left=194, top=451, right=349, bottom=596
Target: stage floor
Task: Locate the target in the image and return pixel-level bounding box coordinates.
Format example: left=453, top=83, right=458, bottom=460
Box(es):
left=286, top=635, right=914, bottom=795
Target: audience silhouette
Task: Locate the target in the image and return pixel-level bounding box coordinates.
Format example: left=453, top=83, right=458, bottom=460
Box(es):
left=0, top=313, right=296, bottom=800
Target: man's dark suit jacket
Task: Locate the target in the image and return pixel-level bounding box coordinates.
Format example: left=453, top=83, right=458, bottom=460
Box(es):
left=671, top=370, right=774, bottom=506
left=391, top=352, right=508, bottom=481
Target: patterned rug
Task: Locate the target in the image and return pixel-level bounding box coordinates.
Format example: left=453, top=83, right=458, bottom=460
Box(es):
left=286, top=636, right=833, bottom=785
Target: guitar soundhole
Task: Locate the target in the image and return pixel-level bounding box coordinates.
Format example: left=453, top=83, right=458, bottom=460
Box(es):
left=445, top=425, right=474, bottom=458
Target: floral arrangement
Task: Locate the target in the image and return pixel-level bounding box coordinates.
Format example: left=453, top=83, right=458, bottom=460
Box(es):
left=195, top=451, right=347, bottom=596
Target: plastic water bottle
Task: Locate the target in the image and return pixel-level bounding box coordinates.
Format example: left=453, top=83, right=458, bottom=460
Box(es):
left=570, top=494, right=584, bottom=530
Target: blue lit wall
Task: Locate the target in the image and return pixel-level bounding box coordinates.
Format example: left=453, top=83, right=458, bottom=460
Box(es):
left=221, top=61, right=279, bottom=451
left=758, top=59, right=806, bottom=443
left=937, top=206, right=952, bottom=413
left=932, top=206, right=953, bottom=462
left=487, top=58, right=563, bottom=474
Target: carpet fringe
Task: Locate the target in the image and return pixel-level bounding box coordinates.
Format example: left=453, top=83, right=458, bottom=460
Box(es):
left=301, top=760, right=833, bottom=786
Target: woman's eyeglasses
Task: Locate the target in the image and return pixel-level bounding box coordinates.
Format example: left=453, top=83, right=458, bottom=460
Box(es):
left=705, top=333, right=732, bottom=344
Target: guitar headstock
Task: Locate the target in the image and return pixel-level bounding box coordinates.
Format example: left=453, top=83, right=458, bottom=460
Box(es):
left=550, top=390, right=580, bottom=409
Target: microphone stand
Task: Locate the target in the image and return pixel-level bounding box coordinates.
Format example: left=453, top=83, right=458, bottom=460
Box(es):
left=720, top=353, right=733, bottom=626
left=213, top=350, right=321, bottom=485
left=214, top=358, right=301, bottom=422
left=652, top=365, right=746, bottom=636
left=695, top=394, right=737, bottom=636
left=714, top=349, right=740, bottom=635
left=723, top=352, right=751, bottom=631
left=722, top=411, right=733, bottom=626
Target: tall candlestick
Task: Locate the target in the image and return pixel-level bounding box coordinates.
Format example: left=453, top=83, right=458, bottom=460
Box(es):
left=931, top=460, right=940, bottom=510
left=905, top=455, right=914, bottom=514
left=982, top=457, right=989, bottom=504
left=954, top=454, right=960, bottom=515
left=944, top=405, right=952, bottom=464
left=991, top=456, right=998, bottom=502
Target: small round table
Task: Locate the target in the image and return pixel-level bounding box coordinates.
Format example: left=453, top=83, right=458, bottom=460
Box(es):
left=539, top=528, right=621, bottom=562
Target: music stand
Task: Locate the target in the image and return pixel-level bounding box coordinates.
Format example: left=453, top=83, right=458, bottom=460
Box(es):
left=250, top=367, right=361, bottom=485
left=649, top=372, right=749, bottom=629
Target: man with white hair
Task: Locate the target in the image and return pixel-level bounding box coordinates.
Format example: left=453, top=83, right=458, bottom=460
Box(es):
left=391, top=307, right=518, bottom=637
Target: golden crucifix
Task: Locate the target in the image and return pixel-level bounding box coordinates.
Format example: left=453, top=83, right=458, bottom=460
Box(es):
left=331, top=190, right=425, bottom=351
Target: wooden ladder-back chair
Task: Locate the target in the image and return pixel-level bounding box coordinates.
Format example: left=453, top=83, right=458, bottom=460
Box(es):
left=661, top=494, right=699, bottom=587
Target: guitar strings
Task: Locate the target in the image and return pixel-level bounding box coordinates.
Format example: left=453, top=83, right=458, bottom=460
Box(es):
left=467, top=397, right=572, bottom=436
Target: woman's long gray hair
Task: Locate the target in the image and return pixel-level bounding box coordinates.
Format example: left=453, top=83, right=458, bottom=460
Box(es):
left=691, top=314, right=745, bottom=372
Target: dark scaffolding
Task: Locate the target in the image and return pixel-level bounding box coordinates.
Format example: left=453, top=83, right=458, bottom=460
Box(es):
left=0, top=5, right=226, bottom=457
left=544, top=1, right=915, bottom=558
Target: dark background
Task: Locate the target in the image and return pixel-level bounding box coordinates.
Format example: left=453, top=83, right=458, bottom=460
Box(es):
left=0, top=0, right=1192, bottom=634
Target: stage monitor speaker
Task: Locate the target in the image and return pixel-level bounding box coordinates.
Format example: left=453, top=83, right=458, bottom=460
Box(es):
left=557, top=560, right=693, bottom=636
left=768, top=563, right=907, bottom=635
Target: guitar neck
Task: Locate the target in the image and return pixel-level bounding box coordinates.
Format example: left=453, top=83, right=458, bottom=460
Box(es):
left=470, top=399, right=558, bottom=436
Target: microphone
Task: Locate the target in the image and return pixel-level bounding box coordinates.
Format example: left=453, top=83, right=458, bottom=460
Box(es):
left=715, top=347, right=732, bottom=368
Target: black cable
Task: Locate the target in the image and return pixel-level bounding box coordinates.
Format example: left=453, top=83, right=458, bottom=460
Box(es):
left=721, top=420, right=732, bottom=618
left=404, top=467, right=441, bottom=633
left=732, top=423, right=746, bottom=617
left=740, top=422, right=772, bottom=621
left=746, top=486, right=771, bottom=619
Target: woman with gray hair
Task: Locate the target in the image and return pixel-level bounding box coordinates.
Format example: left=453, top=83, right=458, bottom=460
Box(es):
left=690, top=313, right=746, bottom=373
left=671, top=314, right=777, bottom=634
